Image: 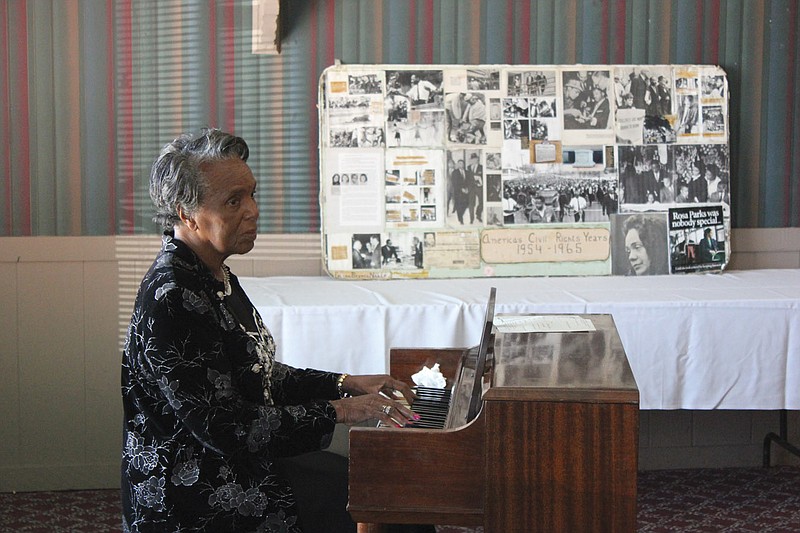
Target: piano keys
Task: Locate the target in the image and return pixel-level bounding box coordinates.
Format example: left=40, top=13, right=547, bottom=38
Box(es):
left=348, top=313, right=639, bottom=533
left=379, top=387, right=452, bottom=429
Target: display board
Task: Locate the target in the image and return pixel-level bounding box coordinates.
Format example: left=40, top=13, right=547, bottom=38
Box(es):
left=318, top=64, right=730, bottom=279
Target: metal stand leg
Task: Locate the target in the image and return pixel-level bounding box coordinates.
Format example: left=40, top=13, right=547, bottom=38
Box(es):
left=763, top=410, right=800, bottom=467
left=357, top=525, right=387, bottom=533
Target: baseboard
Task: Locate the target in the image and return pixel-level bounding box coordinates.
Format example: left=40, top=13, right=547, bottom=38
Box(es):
left=0, top=463, right=120, bottom=492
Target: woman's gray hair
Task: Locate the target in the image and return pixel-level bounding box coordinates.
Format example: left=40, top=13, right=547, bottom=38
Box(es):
left=150, top=128, right=250, bottom=230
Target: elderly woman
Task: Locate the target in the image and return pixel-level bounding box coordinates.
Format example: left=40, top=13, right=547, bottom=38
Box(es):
left=121, top=129, right=427, bottom=532
left=621, top=213, right=669, bottom=276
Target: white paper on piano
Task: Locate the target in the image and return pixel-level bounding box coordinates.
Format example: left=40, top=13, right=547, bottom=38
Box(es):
left=494, top=314, right=596, bottom=333
left=411, top=363, right=447, bottom=388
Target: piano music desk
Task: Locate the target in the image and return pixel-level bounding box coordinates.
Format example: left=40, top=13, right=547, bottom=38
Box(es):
left=348, top=314, right=639, bottom=533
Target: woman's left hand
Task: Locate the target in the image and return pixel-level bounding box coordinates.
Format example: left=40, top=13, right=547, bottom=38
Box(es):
left=341, top=374, right=415, bottom=405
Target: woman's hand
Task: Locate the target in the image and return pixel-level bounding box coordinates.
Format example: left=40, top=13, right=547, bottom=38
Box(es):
left=330, top=393, right=420, bottom=427
left=340, top=374, right=415, bottom=405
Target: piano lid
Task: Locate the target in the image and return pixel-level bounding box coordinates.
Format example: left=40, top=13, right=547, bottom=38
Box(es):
left=488, top=314, right=639, bottom=403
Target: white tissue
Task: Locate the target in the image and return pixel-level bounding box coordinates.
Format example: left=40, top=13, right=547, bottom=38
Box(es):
left=411, top=363, right=447, bottom=389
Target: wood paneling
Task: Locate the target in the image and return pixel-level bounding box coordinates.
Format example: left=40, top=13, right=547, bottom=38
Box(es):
left=0, top=262, right=20, bottom=466
left=485, top=400, right=638, bottom=532
left=17, top=261, right=84, bottom=465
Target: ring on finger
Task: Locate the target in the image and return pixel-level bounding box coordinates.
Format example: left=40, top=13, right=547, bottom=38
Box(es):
left=382, top=405, right=392, bottom=415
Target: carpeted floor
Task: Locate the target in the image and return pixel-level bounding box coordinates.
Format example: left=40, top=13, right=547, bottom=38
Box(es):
left=635, top=466, right=800, bottom=532
left=0, top=488, right=120, bottom=532
left=1, top=466, right=799, bottom=532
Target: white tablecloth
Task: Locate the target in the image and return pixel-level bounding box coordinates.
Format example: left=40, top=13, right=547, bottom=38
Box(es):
left=239, top=269, right=800, bottom=410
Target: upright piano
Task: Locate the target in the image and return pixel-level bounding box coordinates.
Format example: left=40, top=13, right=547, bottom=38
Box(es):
left=348, top=313, right=639, bottom=533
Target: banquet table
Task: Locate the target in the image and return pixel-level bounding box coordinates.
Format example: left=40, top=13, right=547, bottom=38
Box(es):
left=239, top=269, right=800, bottom=411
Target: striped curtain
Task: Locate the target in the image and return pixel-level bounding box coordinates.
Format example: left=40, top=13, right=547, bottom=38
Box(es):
left=0, top=0, right=798, bottom=235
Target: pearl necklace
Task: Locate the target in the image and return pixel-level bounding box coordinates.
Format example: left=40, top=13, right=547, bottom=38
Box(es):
left=217, top=265, right=231, bottom=299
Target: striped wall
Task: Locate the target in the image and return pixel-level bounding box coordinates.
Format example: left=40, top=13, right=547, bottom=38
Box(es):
left=0, top=0, right=798, bottom=236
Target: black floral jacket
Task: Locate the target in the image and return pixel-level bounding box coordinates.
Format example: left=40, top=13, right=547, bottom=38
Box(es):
left=122, top=234, right=340, bottom=532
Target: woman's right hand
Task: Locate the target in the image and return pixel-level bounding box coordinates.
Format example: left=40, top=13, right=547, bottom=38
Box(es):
left=330, top=393, right=419, bottom=428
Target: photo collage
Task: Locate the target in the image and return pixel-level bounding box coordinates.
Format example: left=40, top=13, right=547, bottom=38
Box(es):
left=320, top=64, right=730, bottom=279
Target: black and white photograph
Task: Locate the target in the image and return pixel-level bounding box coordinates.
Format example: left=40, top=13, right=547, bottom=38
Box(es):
left=486, top=173, right=503, bottom=202
left=327, top=94, right=375, bottom=114
left=701, top=74, right=726, bottom=99
left=349, top=127, right=383, bottom=147
left=347, top=73, right=383, bottom=94
left=677, top=94, right=700, bottom=135
left=530, top=120, right=550, bottom=141
left=329, top=126, right=359, bottom=148
left=467, top=68, right=500, bottom=91
left=486, top=151, right=501, bottom=170
left=503, top=164, right=617, bottom=224
left=528, top=97, right=560, bottom=141
left=503, top=176, right=560, bottom=224
left=613, top=66, right=673, bottom=116
left=486, top=205, right=503, bottom=226
left=506, top=70, right=556, bottom=96
left=611, top=212, right=669, bottom=276
left=502, top=97, right=531, bottom=139
left=503, top=97, right=530, bottom=119
left=702, top=106, right=725, bottom=135
left=675, top=72, right=699, bottom=92
left=489, top=99, right=502, bottom=121
left=327, top=95, right=384, bottom=147
left=386, top=69, right=444, bottom=109
left=530, top=97, right=557, bottom=118
left=562, top=70, right=612, bottom=130
left=503, top=118, right=529, bottom=140
left=673, top=144, right=729, bottom=204
left=446, top=149, right=484, bottom=225
left=380, top=232, right=425, bottom=269
left=351, top=233, right=381, bottom=269
left=643, top=115, right=677, bottom=144
left=618, top=145, right=675, bottom=206
left=385, top=89, right=409, bottom=124
left=327, top=95, right=382, bottom=126
left=386, top=110, right=445, bottom=148
left=445, top=92, right=487, bottom=144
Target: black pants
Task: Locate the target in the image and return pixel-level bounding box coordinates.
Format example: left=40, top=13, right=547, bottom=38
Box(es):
left=275, top=451, right=435, bottom=533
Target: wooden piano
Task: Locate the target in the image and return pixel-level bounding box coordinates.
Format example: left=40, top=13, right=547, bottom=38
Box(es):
left=348, top=314, right=639, bottom=533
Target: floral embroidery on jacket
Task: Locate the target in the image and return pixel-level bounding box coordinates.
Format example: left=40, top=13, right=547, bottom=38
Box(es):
left=121, top=233, right=340, bottom=532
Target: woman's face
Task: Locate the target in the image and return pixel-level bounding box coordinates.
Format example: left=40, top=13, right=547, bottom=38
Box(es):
left=625, top=228, right=651, bottom=275
left=190, top=158, right=259, bottom=261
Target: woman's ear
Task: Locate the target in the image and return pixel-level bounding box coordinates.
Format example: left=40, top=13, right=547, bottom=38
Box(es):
left=177, top=205, right=197, bottom=231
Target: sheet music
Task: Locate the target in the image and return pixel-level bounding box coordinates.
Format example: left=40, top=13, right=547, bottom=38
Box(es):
left=494, top=315, right=596, bottom=333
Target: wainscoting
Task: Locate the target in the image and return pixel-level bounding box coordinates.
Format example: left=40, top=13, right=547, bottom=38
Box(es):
left=0, top=228, right=798, bottom=491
